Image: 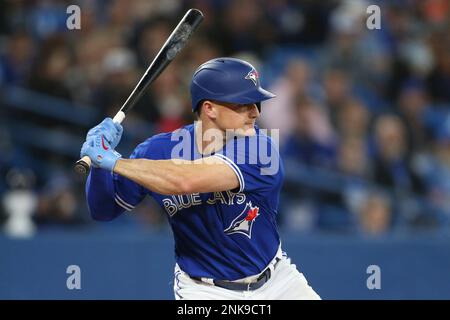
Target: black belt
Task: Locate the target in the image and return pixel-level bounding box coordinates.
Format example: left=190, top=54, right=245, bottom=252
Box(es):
left=192, top=257, right=281, bottom=291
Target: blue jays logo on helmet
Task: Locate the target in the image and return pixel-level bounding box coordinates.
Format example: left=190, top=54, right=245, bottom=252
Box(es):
left=224, top=202, right=260, bottom=239
left=245, top=69, right=259, bottom=86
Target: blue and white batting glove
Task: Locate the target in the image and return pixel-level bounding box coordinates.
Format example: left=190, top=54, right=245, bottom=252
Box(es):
left=80, top=134, right=122, bottom=171
left=86, top=118, right=123, bottom=150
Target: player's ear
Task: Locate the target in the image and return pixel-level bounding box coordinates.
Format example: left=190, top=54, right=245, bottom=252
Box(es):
left=202, top=100, right=218, bottom=120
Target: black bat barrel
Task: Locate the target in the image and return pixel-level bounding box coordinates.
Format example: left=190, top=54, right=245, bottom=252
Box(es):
left=120, top=8, right=204, bottom=115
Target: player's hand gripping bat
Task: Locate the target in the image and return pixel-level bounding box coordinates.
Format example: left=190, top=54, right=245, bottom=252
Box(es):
left=74, top=8, right=204, bottom=175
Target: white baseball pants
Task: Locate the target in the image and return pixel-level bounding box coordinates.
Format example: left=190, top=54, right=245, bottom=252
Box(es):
left=173, top=253, right=321, bottom=300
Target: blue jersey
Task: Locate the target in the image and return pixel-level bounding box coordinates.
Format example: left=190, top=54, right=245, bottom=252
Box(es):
left=89, top=124, right=284, bottom=280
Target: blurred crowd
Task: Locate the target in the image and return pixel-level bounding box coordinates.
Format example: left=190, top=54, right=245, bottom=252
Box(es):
left=1, top=0, right=450, bottom=237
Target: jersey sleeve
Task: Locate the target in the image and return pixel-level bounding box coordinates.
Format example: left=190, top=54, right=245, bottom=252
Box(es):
left=213, top=132, right=284, bottom=193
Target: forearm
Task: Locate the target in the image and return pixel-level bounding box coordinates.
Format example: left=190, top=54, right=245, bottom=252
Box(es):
left=113, top=158, right=195, bottom=195
left=86, top=168, right=126, bottom=221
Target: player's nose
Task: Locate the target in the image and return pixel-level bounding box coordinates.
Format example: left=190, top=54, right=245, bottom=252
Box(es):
left=248, top=104, right=259, bottom=119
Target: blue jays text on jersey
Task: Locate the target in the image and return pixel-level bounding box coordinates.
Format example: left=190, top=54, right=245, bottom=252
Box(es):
left=85, top=123, right=284, bottom=281
left=162, top=190, right=247, bottom=216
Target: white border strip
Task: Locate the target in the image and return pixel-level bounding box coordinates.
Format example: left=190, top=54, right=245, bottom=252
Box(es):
left=115, top=194, right=135, bottom=211
left=212, top=154, right=245, bottom=193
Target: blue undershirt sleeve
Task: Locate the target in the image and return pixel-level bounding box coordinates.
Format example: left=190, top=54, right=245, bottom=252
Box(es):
left=85, top=140, right=151, bottom=221
left=86, top=168, right=125, bottom=221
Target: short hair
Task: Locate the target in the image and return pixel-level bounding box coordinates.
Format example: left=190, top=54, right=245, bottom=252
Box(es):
left=195, top=101, right=203, bottom=118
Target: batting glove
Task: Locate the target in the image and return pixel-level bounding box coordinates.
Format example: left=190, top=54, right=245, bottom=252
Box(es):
left=80, top=134, right=122, bottom=171
left=86, top=118, right=123, bottom=150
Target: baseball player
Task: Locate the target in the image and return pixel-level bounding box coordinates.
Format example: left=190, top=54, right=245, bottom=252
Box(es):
left=81, top=57, right=321, bottom=300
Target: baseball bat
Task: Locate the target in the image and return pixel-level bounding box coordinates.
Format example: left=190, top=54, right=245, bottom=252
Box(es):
left=74, top=8, right=204, bottom=175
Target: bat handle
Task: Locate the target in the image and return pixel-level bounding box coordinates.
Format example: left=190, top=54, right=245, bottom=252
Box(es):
left=74, top=156, right=92, bottom=175
left=113, top=111, right=125, bottom=124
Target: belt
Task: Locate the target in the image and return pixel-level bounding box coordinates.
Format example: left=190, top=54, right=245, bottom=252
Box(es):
left=192, top=257, right=281, bottom=291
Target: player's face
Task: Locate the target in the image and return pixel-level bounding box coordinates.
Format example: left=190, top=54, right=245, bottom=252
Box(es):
left=212, top=101, right=260, bottom=136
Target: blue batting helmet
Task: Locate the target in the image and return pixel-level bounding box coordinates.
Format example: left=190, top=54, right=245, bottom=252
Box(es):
left=190, top=57, right=275, bottom=112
